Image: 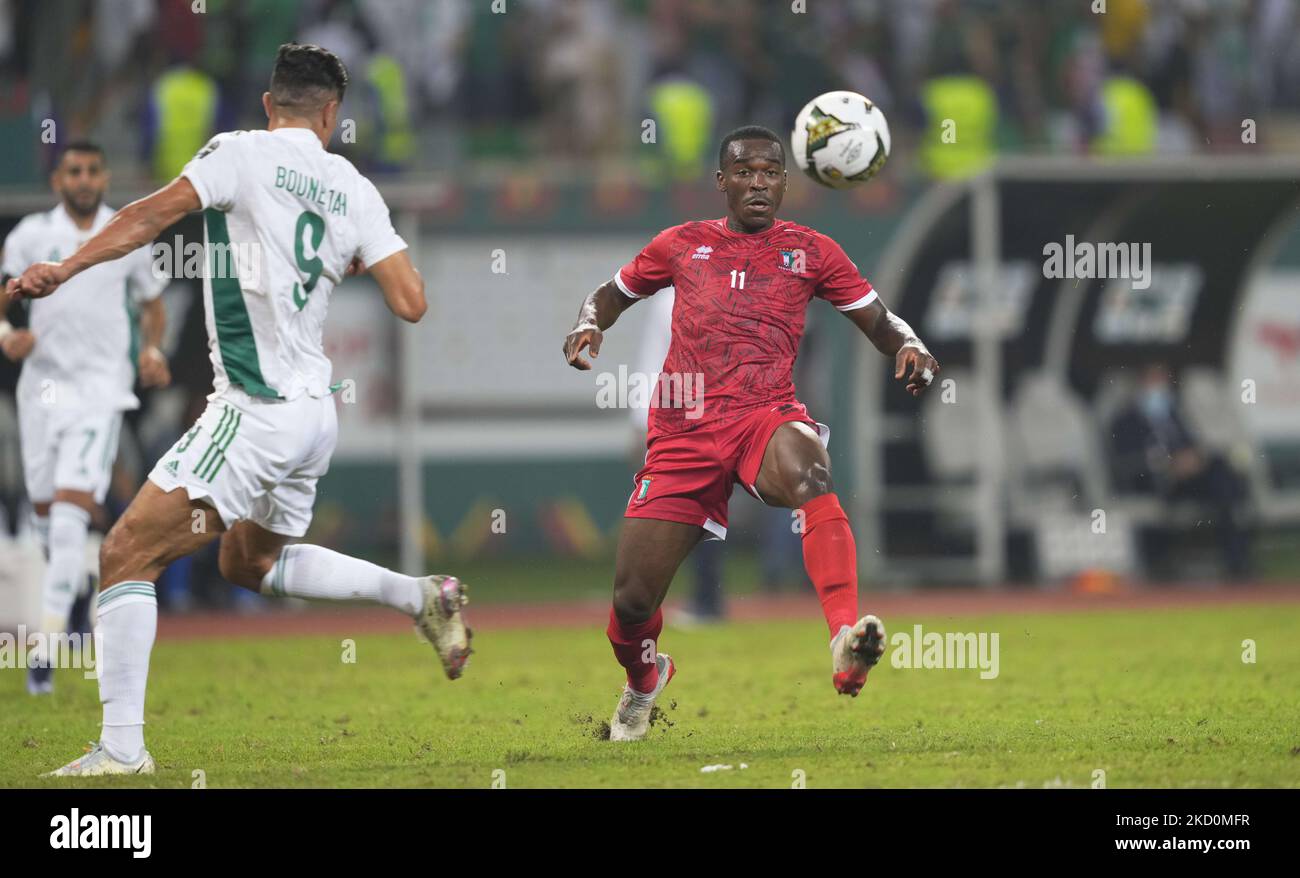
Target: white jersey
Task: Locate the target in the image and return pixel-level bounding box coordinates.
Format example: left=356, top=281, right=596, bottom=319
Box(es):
left=180, top=127, right=406, bottom=401
left=1, top=203, right=163, bottom=412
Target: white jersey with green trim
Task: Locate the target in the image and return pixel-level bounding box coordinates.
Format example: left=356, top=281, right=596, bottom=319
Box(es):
left=180, top=127, right=406, bottom=401
left=1, top=203, right=163, bottom=412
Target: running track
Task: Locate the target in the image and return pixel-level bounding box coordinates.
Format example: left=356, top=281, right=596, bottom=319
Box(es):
left=155, top=583, right=1300, bottom=641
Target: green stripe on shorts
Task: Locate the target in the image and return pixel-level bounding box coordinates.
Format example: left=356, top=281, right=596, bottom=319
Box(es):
left=194, top=407, right=232, bottom=479
left=199, top=409, right=241, bottom=482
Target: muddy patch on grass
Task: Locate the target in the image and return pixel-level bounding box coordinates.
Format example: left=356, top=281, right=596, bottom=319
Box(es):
left=572, top=713, right=611, bottom=740
left=648, top=705, right=675, bottom=729
left=577, top=701, right=677, bottom=740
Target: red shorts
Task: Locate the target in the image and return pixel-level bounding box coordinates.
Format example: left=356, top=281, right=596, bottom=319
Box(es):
left=625, top=400, right=829, bottom=540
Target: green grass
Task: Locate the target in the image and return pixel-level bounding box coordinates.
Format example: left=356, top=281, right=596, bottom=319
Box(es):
left=4, top=605, right=1299, bottom=788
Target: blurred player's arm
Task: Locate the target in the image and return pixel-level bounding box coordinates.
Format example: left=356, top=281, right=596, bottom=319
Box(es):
left=365, top=250, right=426, bottom=323
left=845, top=298, right=940, bottom=398
left=0, top=276, right=12, bottom=346
left=563, top=280, right=637, bottom=371
left=128, top=237, right=171, bottom=388
left=7, top=177, right=200, bottom=300
left=137, top=297, right=170, bottom=388
left=0, top=244, right=36, bottom=360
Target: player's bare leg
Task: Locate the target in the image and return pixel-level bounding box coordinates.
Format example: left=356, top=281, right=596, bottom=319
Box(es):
left=27, top=489, right=98, bottom=695
left=606, top=517, right=702, bottom=740
left=46, top=481, right=474, bottom=777
left=220, top=521, right=471, bottom=679
left=46, top=482, right=224, bottom=776
left=755, top=421, right=885, bottom=696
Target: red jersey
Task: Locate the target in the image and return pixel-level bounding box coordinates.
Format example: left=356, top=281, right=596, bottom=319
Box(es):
left=615, top=218, right=877, bottom=435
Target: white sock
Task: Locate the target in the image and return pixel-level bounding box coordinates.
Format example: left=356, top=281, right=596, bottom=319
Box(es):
left=260, top=544, right=425, bottom=617
left=32, top=513, right=50, bottom=558
left=40, top=502, right=90, bottom=636
left=96, top=582, right=157, bottom=764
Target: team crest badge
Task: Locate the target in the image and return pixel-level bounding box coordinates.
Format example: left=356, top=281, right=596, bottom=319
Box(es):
left=778, top=248, right=806, bottom=274
left=636, top=478, right=652, bottom=501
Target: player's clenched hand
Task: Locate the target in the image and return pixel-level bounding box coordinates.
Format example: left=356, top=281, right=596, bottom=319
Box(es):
left=345, top=256, right=366, bottom=277
left=138, top=345, right=171, bottom=389
left=1, top=329, right=36, bottom=361
left=895, top=343, right=940, bottom=397
left=563, top=324, right=603, bottom=371
left=13, top=261, right=70, bottom=300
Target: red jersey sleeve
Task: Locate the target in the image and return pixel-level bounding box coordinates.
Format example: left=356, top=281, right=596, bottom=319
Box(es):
left=815, top=236, right=878, bottom=311
left=614, top=227, right=676, bottom=299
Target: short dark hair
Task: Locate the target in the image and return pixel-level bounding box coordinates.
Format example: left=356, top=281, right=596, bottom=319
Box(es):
left=718, top=125, right=784, bottom=170
left=56, top=140, right=105, bottom=166
left=269, top=43, right=349, bottom=112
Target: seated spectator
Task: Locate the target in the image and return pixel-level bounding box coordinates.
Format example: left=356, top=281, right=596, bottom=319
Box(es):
left=1109, top=363, right=1253, bottom=578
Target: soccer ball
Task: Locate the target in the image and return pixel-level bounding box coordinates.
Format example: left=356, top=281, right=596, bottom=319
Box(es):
left=791, top=91, right=891, bottom=189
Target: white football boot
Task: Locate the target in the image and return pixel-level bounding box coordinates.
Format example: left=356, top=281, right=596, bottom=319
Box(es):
left=831, top=614, right=886, bottom=696
left=609, top=653, right=675, bottom=742
left=415, top=575, right=473, bottom=680
left=44, top=742, right=155, bottom=777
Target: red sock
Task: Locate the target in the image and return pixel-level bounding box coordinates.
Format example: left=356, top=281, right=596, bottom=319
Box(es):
left=799, top=493, right=859, bottom=637
left=606, top=606, right=663, bottom=694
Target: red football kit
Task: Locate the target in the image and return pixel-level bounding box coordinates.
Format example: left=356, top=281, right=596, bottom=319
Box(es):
left=615, top=217, right=878, bottom=538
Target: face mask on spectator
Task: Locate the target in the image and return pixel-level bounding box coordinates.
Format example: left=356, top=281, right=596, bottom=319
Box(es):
left=1140, top=387, right=1173, bottom=420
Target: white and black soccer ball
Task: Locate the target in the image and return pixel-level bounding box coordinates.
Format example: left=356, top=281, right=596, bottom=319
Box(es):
left=790, top=91, right=891, bottom=190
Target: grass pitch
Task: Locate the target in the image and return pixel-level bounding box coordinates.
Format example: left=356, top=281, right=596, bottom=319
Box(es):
left=4, top=604, right=1299, bottom=788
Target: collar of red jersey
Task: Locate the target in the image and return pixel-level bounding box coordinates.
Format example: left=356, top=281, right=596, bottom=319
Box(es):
left=714, top=218, right=790, bottom=237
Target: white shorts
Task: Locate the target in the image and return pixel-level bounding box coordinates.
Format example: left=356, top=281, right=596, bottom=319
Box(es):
left=148, top=388, right=338, bottom=538
left=19, top=403, right=123, bottom=504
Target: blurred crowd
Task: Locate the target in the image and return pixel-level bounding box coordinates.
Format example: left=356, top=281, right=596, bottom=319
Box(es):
left=2, top=0, right=1299, bottom=185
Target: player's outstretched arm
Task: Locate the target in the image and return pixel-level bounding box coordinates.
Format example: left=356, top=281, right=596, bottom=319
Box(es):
left=8, top=177, right=201, bottom=300
left=845, top=298, right=941, bottom=398
left=366, top=250, right=426, bottom=323
left=563, top=280, right=636, bottom=371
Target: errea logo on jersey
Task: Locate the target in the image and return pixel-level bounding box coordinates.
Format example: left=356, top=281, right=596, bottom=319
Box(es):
left=691, top=246, right=713, bottom=260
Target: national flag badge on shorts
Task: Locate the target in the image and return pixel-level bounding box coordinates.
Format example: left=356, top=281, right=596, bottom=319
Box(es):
left=636, top=478, right=652, bottom=501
